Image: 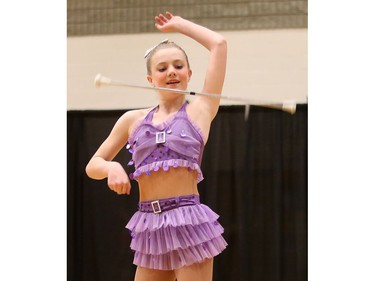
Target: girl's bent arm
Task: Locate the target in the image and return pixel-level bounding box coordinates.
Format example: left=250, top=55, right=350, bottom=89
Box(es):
left=85, top=111, right=136, bottom=195
left=155, top=12, right=227, bottom=120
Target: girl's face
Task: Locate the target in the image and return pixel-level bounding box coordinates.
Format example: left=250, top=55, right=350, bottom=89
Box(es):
left=147, top=47, right=192, bottom=92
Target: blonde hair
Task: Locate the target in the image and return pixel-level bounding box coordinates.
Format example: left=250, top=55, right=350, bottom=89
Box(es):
left=145, top=41, right=190, bottom=75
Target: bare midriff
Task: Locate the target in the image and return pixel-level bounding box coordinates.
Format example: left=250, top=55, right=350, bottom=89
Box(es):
left=137, top=167, right=199, bottom=201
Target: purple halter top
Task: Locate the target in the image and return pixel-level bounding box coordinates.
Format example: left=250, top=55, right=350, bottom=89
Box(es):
left=126, top=102, right=205, bottom=183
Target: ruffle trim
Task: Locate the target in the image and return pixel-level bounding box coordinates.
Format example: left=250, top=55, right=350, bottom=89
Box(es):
left=133, top=236, right=227, bottom=270
left=126, top=204, right=228, bottom=270
left=126, top=203, right=227, bottom=270
left=132, top=159, right=204, bottom=183
left=125, top=204, right=219, bottom=232
left=130, top=221, right=224, bottom=255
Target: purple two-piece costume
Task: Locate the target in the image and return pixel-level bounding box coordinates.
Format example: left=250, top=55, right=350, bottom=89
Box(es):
left=125, top=102, right=227, bottom=270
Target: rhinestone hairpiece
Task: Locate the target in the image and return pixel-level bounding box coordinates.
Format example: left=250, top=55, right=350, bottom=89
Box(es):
left=144, top=38, right=169, bottom=59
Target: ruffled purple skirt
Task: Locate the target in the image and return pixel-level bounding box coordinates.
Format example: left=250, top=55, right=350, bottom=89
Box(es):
left=125, top=200, right=227, bottom=270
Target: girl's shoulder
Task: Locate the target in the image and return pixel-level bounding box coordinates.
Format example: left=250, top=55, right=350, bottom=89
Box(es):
left=119, top=107, right=155, bottom=138
left=118, top=107, right=154, bottom=124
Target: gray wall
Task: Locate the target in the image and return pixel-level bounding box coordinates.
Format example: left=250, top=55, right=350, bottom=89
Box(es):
left=68, top=0, right=307, bottom=36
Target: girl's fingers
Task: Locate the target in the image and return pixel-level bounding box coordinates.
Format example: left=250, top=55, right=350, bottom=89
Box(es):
left=120, top=183, right=130, bottom=195
left=158, top=14, right=168, bottom=22
left=121, top=185, right=128, bottom=195
left=108, top=183, right=129, bottom=195
left=117, top=186, right=125, bottom=195
left=155, top=17, right=163, bottom=25
left=165, top=11, right=173, bottom=19
left=155, top=13, right=171, bottom=25
left=125, top=187, right=130, bottom=195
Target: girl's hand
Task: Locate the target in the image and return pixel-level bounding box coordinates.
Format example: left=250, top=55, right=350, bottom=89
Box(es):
left=154, top=11, right=182, bottom=32
left=107, top=162, right=131, bottom=195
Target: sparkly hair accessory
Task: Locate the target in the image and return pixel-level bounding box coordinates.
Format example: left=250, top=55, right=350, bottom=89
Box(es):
left=144, top=38, right=169, bottom=58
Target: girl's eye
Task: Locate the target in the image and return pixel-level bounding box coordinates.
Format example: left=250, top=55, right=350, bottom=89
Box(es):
left=156, top=64, right=183, bottom=72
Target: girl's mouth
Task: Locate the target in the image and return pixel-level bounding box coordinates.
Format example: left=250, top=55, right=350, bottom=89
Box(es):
left=166, top=80, right=180, bottom=85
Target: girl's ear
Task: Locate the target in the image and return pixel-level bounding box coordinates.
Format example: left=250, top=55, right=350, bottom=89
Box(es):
left=188, top=69, right=192, bottom=81
left=147, top=75, right=153, bottom=85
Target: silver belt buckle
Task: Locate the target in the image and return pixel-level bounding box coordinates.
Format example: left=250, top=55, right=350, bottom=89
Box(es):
left=155, top=131, right=166, bottom=144
left=151, top=200, right=162, bottom=213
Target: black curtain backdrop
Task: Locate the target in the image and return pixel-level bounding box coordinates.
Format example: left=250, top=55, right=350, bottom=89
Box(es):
left=67, top=104, right=307, bottom=281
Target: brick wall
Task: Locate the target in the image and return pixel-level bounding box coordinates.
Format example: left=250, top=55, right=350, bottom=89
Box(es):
left=67, top=0, right=307, bottom=36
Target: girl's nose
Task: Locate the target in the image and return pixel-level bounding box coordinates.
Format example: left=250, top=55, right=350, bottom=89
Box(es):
left=167, top=66, right=176, bottom=77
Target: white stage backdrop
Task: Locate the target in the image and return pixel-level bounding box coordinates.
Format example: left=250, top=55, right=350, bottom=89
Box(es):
left=68, top=29, right=307, bottom=110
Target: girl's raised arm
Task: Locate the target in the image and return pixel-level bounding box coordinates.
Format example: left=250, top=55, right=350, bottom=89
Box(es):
left=155, top=11, right=227, bottom=119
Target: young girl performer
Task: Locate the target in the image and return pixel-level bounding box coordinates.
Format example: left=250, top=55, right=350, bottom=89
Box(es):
left=86, top=11, right=228, bottom=281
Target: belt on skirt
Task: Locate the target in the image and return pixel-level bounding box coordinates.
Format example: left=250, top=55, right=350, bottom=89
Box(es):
left=138, top=194, right=200, bottom=214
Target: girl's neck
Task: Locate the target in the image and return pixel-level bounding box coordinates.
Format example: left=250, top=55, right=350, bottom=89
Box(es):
left=157, top=97, right=186, bottom=114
